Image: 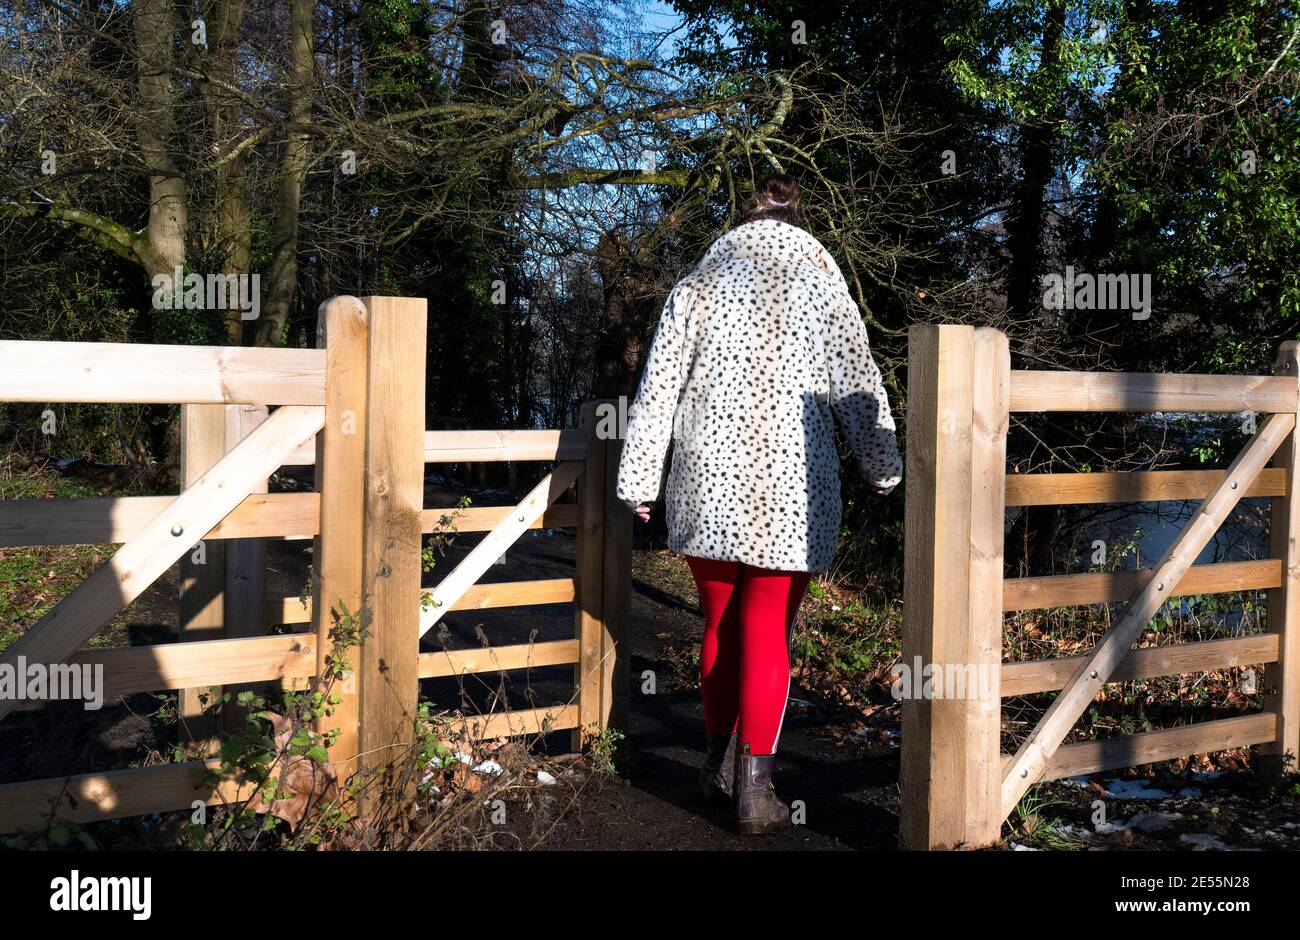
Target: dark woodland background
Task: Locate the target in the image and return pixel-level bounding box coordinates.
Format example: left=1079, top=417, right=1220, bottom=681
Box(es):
left=1, top=0, right=1297, bottom=586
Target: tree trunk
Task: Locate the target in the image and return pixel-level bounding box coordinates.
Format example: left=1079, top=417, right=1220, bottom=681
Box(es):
left=256, top=0, right=313, bottom=347
left=594, top=231, right=657, bottom=399
left=133, top=0, right=187, bottom=278
left=1004, top=2, right=1065, bottom=323
left=203, top=0, right=252, bottom=344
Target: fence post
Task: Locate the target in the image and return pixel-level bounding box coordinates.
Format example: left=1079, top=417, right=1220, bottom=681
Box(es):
left=601, top=401, right=632, bottom=732
left=967, top=328, right=1008, bottom=843
left=900, top=324, right=1007, bottom=849
left=574, top=401, right=607, bottom=749
left=221, top=403, right=270, bottom=732
left=1264, top=341, right=1300, bottom=776
left=356, top=296, right=427, bottom=783
left=313, top=296, right=369, bottom=785
left=223, top=405, right=268, bottom=634
left=178, top=403, right=227, bottom=755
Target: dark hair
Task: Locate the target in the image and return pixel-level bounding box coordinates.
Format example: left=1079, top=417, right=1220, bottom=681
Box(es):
left=739, top=174, right=803, bottom=228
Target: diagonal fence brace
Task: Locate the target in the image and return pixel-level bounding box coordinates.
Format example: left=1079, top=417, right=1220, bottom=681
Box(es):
left=1001, top=411, right=1296, bottom=817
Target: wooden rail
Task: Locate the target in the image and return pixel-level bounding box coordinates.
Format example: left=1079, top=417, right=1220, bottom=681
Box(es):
left=1001, top=713, right=1277, bottom=781
left=1003, top=560, right=1281, bottom=611
left=1005, top=468, right=1287, bottom=506
left=1001, top=635, right=1280, bottom=698
left=0, top=760, right=252, bottom=833
left=0, top=701, right=585, bottom=834
left=419, top=463, right=586, bottom=638
left=1009, top=371, right=1298, bottom=413
left=267, top=578, right=576, bottom=625
left=0, top=498, right=581, bottom=549
left=0, top=492, right=320, bottom=546
left=451, top=704, right=580, bottom=739
left=421, top=639, right=579, bottom=678
left=0, top=340, right=326, bottom=405
left=903, top=325, right=1300, bottom=850
left=282, top=428, right=588, bottom=466
left=6, top=635, right=317, bottom=711
left=433, top=504, right=580, bottom=532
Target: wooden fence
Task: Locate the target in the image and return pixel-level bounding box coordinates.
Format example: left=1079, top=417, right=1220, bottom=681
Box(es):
left=0, top=295, right=630, bottom=832
left=901, top=324, right=1300, bottom=849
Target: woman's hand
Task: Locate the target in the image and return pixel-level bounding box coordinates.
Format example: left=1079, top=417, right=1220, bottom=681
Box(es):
left=633, top=502, right=653, bottom=522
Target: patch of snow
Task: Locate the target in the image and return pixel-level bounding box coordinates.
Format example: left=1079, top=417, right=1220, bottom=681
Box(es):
left=1102, top=779, right=1172, bottom=799
left=536, top=770, right=557, bottom=786
left=1180, top=833, right=1229, bottom=850
left=473, top=760, right=503, bottom=775
left=1010, top=842, right=1042, bottom=851
left=1129, top=811, right=1183, bottom=832
left=1093, top=811, right=1182, bottom=835
left=856, top=726, right=902, bottom=747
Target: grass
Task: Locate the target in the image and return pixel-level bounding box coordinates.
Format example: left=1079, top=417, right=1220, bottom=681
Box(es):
left=1009, top=787, right=1085, bottom=851
left=0, top=458, right=125, bottom=653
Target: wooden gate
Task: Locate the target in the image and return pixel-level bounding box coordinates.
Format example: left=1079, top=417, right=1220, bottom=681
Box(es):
left=0, top=295, right=629, bottom=832
left=902, top=324, right=1300, bottom=849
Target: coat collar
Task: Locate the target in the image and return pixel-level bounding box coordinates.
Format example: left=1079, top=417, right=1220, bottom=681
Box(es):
left=694, top=219, right=844, bottom=282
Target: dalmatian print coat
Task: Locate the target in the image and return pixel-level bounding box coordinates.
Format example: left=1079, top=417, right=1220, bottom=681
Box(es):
left=615, top=218, right=902, bottom=573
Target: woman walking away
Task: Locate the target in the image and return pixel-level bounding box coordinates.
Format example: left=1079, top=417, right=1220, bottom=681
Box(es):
left=615, top=175, right=903, bottom=836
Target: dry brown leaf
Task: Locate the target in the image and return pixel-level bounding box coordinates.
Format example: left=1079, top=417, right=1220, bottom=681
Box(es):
left=245, top=712, right=339, bottom=828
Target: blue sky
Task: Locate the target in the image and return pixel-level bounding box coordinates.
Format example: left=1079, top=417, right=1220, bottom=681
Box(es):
left=639, top=0, right=686, bottom=60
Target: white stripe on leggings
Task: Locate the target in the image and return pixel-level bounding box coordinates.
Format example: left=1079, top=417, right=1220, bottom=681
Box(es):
left=769, top=579, right=810, bottom=754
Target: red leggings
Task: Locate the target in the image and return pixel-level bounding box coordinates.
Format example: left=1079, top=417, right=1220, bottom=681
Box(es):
left=685, top=556, right=812, bottom=756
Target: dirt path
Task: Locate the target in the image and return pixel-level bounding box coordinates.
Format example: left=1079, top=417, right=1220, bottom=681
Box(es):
left=538, top=549, right=900, bottom=850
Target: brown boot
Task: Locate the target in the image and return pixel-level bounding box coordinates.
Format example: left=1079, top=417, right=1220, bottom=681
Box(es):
left=733, top=743, right=789, bottom=835
left=699, top=732, right=736, bottom=803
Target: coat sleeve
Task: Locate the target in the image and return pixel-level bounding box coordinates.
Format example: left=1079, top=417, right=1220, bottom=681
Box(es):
left=827, top=295, right=903, bottom=494
left=615, top=283, right=693, bottom=508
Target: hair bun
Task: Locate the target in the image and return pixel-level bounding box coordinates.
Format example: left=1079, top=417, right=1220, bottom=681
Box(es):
left=740, top=173, right=804, bottom=228
left=761, top=175, right=801, bottom=206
